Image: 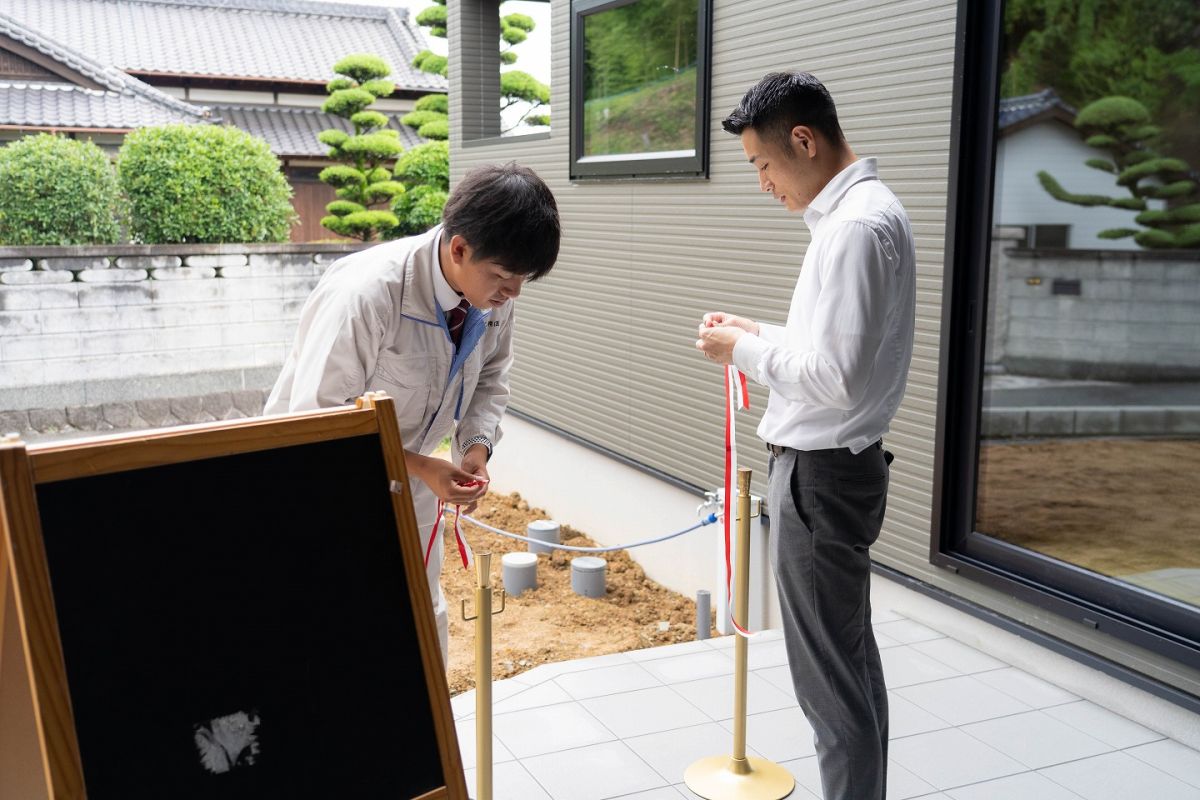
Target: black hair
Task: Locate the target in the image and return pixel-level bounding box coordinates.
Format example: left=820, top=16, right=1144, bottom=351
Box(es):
left=441, top=162, right=561, bottom=280
left=721, top=71, right=845, bottom=153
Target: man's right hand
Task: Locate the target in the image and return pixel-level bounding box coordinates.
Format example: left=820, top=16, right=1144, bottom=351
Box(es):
left=406, top=452, right=489, bottom=506
left=700, top=312, right=760, bottom=336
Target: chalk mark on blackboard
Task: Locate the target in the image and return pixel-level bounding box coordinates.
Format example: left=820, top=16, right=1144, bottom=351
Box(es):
left=194, top=710, right=261, bottom=774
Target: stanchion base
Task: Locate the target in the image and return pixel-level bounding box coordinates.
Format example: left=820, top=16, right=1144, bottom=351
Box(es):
left=684, top=755, right=795, bottom=799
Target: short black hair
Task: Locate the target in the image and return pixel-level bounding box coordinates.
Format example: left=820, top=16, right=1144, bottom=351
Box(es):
left=442, top=162, right=560, bottom=280
left=722, top=72, right=845, bottom=152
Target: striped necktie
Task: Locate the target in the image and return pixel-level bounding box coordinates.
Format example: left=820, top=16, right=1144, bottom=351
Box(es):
left=447, top=297, right=470, bottom=349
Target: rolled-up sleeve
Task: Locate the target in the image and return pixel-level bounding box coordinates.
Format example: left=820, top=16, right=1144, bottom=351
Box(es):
left=732, top=221, right=892, bottom=410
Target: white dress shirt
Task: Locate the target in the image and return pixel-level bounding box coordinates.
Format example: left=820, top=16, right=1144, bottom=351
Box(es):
left=431, top=232, right=465, bottom=312
left=732, top=157, right=916, bottom=454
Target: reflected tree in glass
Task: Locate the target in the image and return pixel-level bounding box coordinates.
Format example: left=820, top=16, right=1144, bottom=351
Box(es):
left=582, top=0, right=698, bottom=157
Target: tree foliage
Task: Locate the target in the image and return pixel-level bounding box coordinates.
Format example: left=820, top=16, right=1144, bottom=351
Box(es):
left=1001, top=0, right=1200, bottom=167
left=394, top=141, right=450, bottom=192
left=391, top=184, right=449, bottom=237
left=582, top=0, right=697, bottom=100
left=318, top=53, right=403, bottom=241
left=0, top=134, right=125, bottom=245
left=411, top=0, right=549, bottom=135
left=385, top=142, right=449, bottom=237
left=117, top=125, right=294, bottom=243
left=1039, top=96, right=1200, bottom=249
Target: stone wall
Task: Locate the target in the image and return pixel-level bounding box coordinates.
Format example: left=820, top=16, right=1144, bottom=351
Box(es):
left=0, top=242, right=365, bottom=438
left=990, top=242, right=1200, bottom=381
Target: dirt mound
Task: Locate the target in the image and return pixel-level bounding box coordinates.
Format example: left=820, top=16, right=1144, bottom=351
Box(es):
left=442, top=492, right=712, bottom=695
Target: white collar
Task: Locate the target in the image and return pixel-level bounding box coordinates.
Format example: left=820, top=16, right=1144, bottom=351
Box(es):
left=432, top=230, right=465, bottom=312
left=803, top=157, right=879, bottom=229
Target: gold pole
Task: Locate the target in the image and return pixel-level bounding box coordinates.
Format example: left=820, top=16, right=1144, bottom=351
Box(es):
left=732, top=468, right=751, bottom=766
left=684, top=468, right=795, bottom=799
left=475, top=552, right=493, bottom=800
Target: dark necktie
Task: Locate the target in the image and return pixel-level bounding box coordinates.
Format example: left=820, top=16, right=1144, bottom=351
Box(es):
left=447, top=297, right=470, bottom=349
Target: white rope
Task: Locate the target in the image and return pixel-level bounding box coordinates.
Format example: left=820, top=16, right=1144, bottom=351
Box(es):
left=446, top=510, right=720, bottom=554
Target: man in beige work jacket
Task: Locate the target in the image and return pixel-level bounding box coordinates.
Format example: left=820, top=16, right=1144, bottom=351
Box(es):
left=266, top=163, right=561, bottom=659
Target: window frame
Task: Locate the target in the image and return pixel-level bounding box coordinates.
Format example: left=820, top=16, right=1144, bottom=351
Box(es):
left=569, top=0, right=713, bottom=180
left=931, top=0, right=1200, bottom=670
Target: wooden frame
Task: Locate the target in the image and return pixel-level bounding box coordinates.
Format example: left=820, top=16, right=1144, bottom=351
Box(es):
left=0, top=395, right=467, bottom=799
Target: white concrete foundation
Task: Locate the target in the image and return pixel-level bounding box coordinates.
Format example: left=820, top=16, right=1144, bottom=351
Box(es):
left=487, top=415, right=782, bottom=630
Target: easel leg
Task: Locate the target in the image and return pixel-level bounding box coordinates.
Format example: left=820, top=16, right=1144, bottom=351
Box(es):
left=0, top=539, right=51, bottom=800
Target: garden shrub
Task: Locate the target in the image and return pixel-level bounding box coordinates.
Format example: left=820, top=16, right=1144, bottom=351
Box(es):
left=117, top=124, right=295, bottom=243
left=0, top=134, right=124, bottom=245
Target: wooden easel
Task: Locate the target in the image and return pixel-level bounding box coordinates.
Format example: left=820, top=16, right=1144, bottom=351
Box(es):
left=0, top=395, right=465, bottom=799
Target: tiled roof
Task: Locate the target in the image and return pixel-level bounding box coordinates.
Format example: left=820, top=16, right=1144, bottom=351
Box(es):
left=0, top=81, right=207, bottom=129
left=2, top=0, right=447, bottom=92
left=0, top=11, right=209, bottom=130
left=998, top=88, right=1075, bottom=131
left=213, top=103, right=423, bottom=157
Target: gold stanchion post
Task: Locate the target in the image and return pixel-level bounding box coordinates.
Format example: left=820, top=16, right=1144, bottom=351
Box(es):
left=462, top=552, right=505, bottom=800
left=684, top=468, right=795, bottom=799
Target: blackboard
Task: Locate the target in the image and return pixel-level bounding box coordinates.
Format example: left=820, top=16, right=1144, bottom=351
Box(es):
left=0, top=400, right=466, bottom=799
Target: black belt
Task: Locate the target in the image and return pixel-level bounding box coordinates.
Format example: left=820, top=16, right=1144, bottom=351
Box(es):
left=767, top=440, right=893, bottom=464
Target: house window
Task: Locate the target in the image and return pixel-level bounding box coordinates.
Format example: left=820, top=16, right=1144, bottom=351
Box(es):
left=934, top=0, right=1200, bottom=670
left=570, top=0, right=712, bottom=179
left=1029, top=224, right=1069, bottom=249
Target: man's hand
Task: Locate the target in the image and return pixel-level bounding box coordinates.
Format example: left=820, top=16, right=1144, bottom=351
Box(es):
left=700, top=312, right=760, bottom=336
left=406, top=452, right=489, bottom=508
left=458, top=444, right=491, bottom=514
left=696, top=324, right=746, bottom=366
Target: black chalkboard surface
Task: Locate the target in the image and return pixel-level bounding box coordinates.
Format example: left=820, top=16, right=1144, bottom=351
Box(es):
left=0, top=399, right=465, bottom=799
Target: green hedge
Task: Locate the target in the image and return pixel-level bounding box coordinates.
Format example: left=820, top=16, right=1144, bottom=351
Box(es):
left=0, top=134, right=124, bottom=245
left=118, top=125, right=295, bottom=243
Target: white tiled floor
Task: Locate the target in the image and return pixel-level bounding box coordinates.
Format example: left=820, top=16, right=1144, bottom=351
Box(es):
left=452, top=600, right=1200, bottom=799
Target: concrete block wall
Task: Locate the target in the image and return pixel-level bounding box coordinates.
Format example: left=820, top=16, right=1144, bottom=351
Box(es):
left=981, top=405, right=1200, bottom=439
left=993, top=246, right=1200, bottom=380
left=0, top=243, right=365, bottom=437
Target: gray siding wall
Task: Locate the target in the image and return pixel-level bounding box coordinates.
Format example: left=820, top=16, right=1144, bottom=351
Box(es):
left=448, top=0, right=1200, bottom=696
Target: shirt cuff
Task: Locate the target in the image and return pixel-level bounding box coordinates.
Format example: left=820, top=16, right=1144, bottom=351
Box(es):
left=732, top=334, right=770, bottom=383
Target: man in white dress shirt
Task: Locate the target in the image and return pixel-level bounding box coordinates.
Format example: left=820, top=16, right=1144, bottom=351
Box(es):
left=696, top=72, right=916, bottom=800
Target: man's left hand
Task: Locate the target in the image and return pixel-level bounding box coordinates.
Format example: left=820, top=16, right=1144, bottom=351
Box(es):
left=459, top=443, right=491, bottom=514
left=695, top=325, right=745, bottom=366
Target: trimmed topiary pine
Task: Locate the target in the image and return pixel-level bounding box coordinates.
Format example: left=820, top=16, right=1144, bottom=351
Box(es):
left=318, top=53, right=406, bottom=241
left=117, top=124, right=294, bottom=243
left=410, top=0, right=548, bottom=137
left=1038, top=96, right=1200, bottom=249
left=394, top=141, right=450, bottom=193
left=388, top=141, right=449, bottom=237
left=0, top=133, right=125, bottom=245
left=391, top=184, right=450, bottom=238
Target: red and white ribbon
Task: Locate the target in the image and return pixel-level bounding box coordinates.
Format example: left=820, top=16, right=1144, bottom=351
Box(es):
left=424, top=484, right=484, bottom=571
left=723, top=365, right=755, bottom=638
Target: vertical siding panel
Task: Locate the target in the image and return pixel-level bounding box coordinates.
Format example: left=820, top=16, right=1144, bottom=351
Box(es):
left=450, top=0, right=954, bottom=540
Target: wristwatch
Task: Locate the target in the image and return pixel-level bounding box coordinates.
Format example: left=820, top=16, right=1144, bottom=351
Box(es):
left=459, top=434, right=493, bottom=459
